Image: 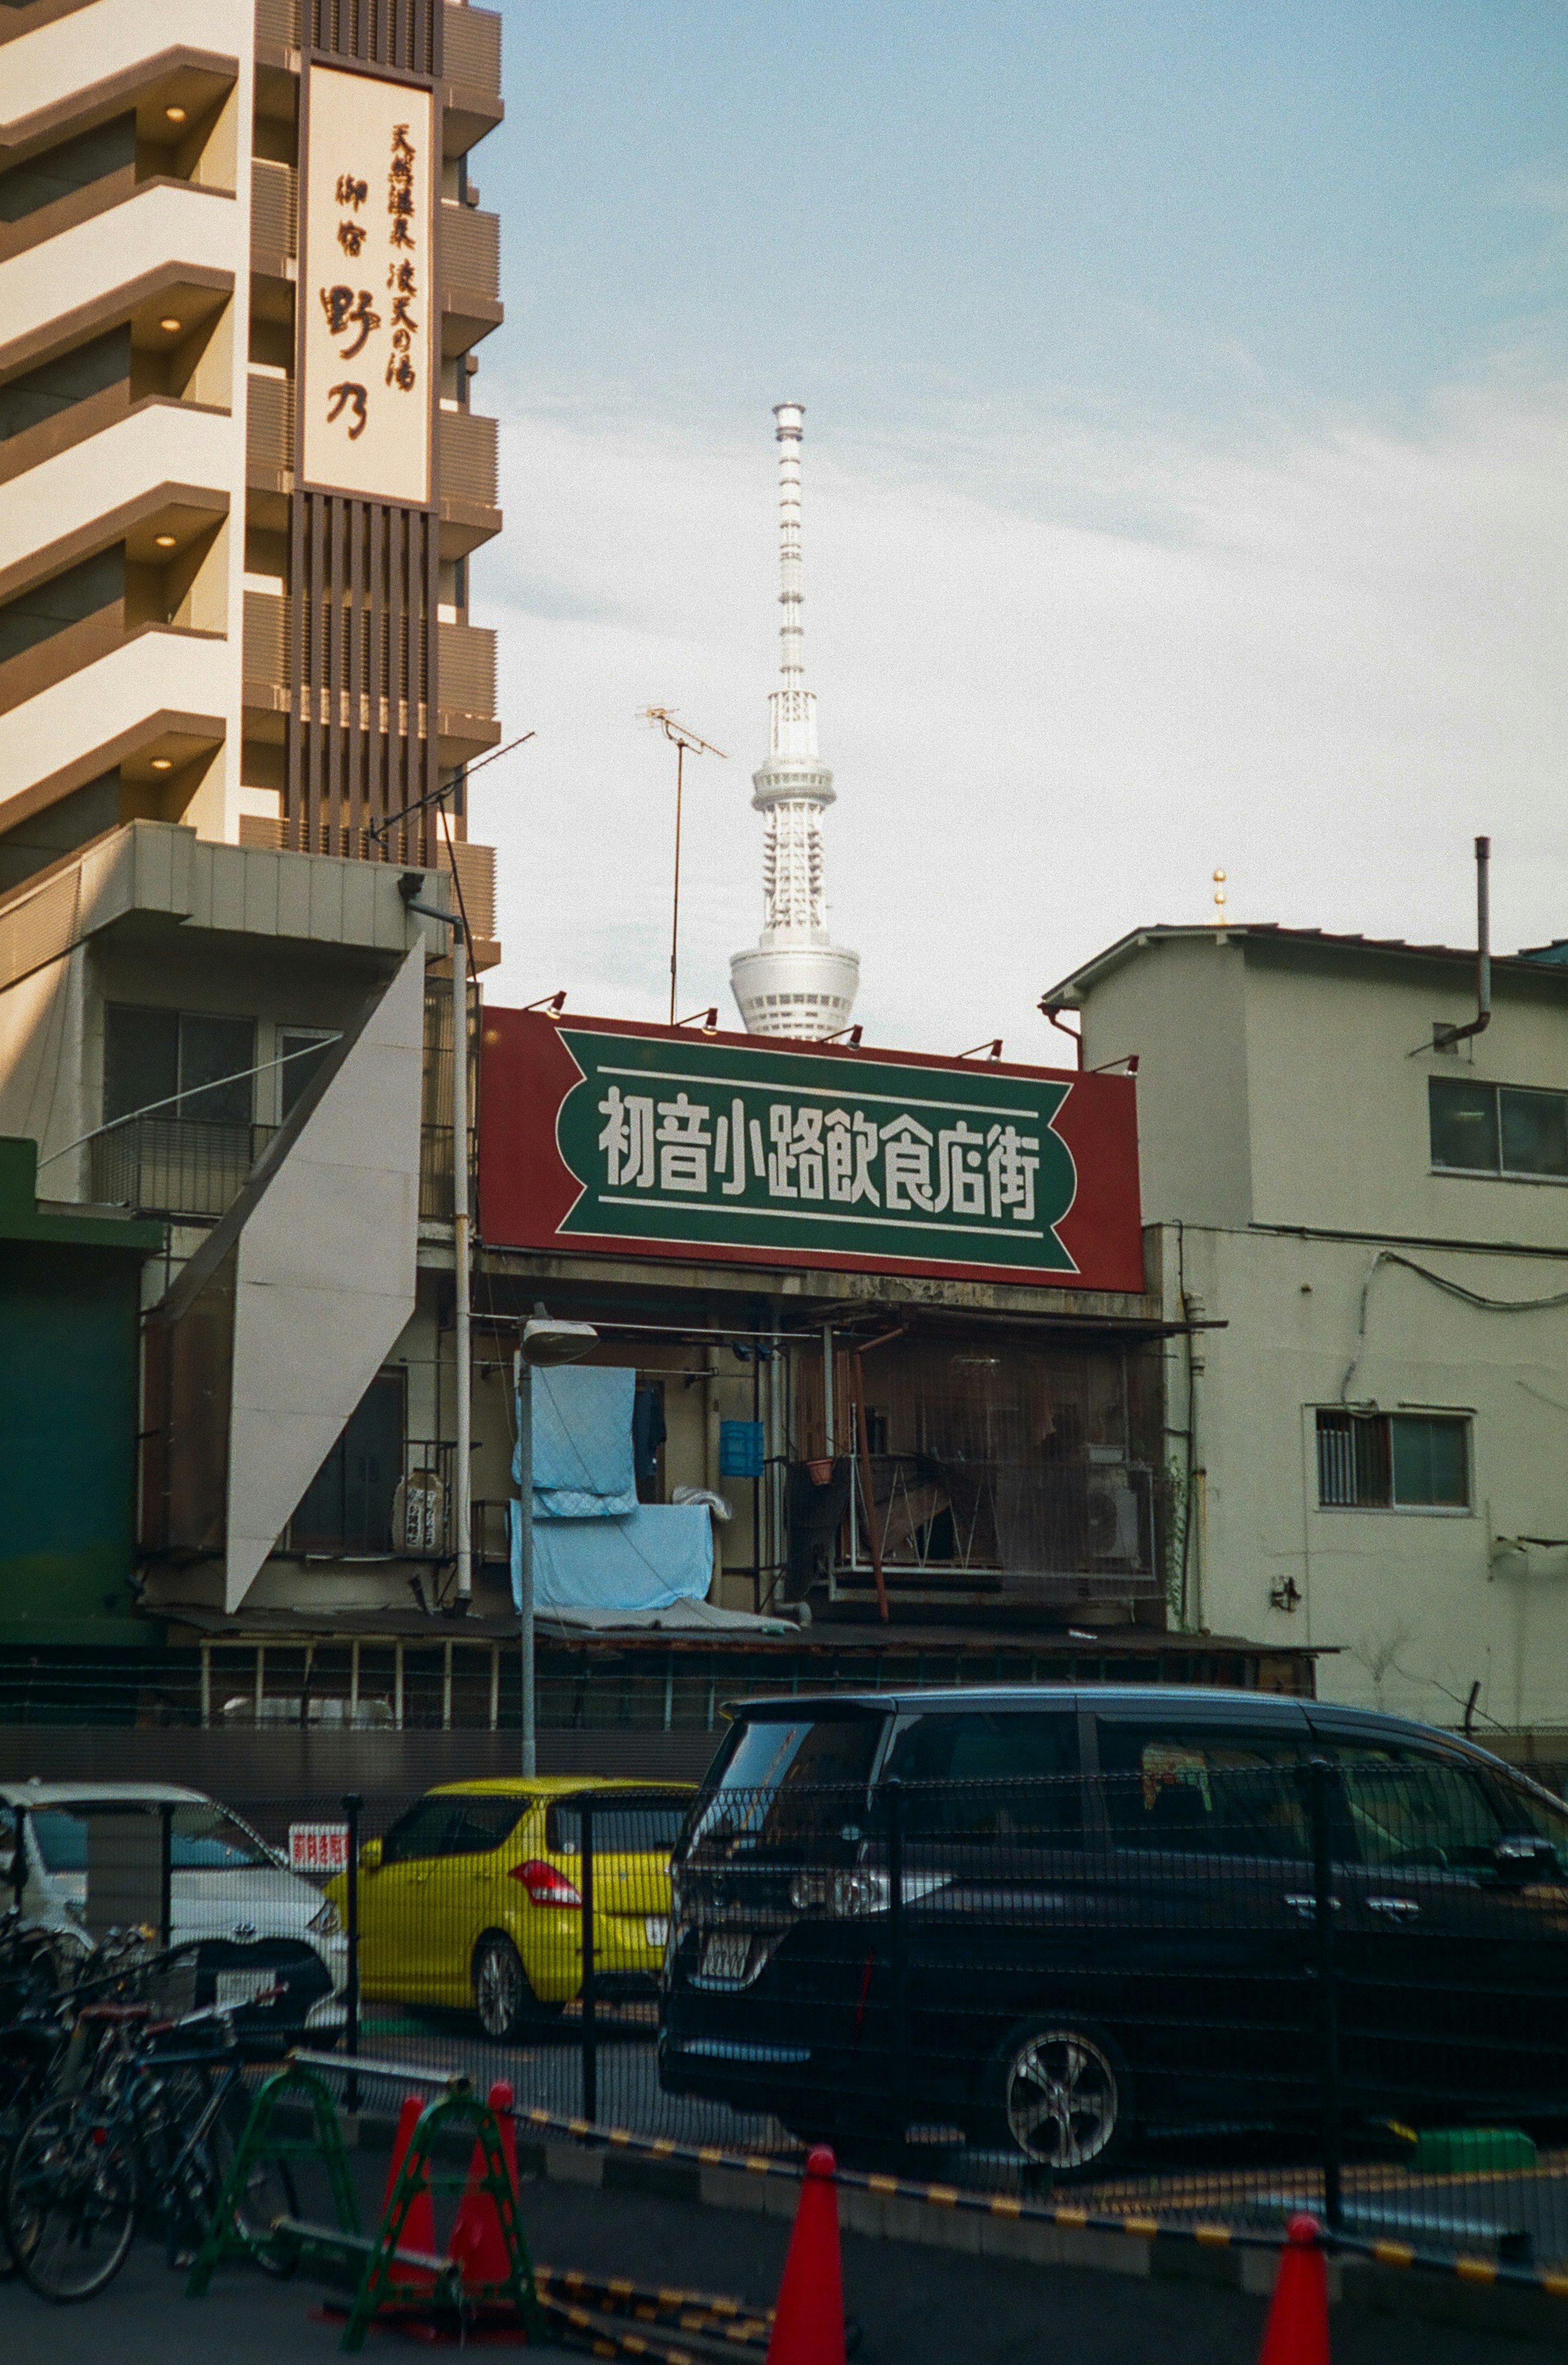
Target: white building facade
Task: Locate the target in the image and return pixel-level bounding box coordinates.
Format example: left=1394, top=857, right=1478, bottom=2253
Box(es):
left=1045, top=922, right=1568, bottom=1738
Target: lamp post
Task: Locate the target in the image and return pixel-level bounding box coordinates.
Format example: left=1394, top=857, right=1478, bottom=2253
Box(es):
left=516, top=1316, right=598, bottom=1774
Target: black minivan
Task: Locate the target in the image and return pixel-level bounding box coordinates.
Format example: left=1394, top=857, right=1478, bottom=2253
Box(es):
left=657, top=1687, right=1568, bottom=2174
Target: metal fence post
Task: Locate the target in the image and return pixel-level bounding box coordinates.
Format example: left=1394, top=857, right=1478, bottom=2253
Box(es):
left=885, top=1777, right=906, bottom=2137
left=581, top=1796, right=598, bottom=2123
left=342, top=1792, right=362, bottom=2115
left=1308, top=1756, right=1343, bottom=2230
left=158, top=1802, right=173, bottom=1951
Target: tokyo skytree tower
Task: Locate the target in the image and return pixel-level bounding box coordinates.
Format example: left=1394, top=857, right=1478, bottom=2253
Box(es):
left=730, top=403, right=860, bottom=1040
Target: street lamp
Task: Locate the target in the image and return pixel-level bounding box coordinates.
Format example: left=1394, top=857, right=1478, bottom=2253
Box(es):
left=516, top=1316, right=598, bottom=1775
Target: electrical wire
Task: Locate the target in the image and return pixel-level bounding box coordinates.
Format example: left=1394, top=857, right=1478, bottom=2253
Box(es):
left=1340, top=1248, right=1568, bottom=1405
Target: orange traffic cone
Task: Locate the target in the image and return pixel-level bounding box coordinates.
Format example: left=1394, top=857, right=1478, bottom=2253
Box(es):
left=1257, top=2213, right=1330, bottom=2365
left=765, top=2145, right=844, bottom=2365
left=381, top=2093, right=438, bottom=2286
left=448, top=2080, right=519, bottom=2291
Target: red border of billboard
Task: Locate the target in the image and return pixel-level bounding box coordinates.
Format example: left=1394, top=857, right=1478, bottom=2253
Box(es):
left=477, top=1009, right=1145, bottom=1292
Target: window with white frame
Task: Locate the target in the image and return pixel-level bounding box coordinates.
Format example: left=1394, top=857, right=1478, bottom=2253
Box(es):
left=1315, top=1408, right=1470, bottom=1511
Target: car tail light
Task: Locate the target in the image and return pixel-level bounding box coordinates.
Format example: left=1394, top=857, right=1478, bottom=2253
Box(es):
left=510, top=1859, right=582, bottom=1908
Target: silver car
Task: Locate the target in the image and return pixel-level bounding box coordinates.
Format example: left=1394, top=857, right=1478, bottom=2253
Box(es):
left=2, top=1780, right=346, bottom=2042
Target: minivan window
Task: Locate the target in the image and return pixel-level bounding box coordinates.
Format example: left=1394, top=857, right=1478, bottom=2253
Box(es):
left=687, top=1715, right=883, bottom=1855
left=1326, top=1745, right=1505, bottom=1872
left=1488, top=1773, right=1568, bottom=1874
left=1096, top=1725, right=1310, bottom=1858
left=884, top=1711, right=1081, bottom=1838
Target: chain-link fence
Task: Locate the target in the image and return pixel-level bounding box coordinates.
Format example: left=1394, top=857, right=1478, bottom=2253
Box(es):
left=11, top=1746, right=1568, bottom=2268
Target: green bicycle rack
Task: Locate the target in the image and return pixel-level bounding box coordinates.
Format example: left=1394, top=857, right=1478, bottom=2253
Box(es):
left=188, top=2065, right=544, bottom=2354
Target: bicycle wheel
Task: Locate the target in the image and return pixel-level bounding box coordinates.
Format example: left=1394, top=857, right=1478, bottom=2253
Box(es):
left=207, top=2087, right=299, bottom=2277
left=5, top=2096, right=139, bottom=2303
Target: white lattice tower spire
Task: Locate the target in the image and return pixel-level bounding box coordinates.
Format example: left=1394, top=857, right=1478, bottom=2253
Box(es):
left=731, top=403, right=859, bottom=1039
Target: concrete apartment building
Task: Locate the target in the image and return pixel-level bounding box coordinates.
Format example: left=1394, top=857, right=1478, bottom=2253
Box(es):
left=1044, top=917, right=1568, bottom=1741
left=1, top=0, right=501, bottom=902
left=0, top=2, right=505, bottom=1689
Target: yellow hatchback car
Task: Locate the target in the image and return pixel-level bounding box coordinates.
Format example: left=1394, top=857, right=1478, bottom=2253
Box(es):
left=336, top=1779, right=693, bottom=2040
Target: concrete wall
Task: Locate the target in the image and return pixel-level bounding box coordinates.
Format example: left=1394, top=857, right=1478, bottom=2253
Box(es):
left=1075, top=935, right=1254, bottom=1227
left=1162, top=1220, right=1568, bottom=1730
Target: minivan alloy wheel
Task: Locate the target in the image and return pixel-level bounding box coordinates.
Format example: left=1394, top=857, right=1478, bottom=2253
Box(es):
left=1002, top=2026, right=1124, bottom=2173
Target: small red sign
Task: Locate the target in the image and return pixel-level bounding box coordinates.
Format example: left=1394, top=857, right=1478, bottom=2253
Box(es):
left=288, top=1822, right=349, bottom=1875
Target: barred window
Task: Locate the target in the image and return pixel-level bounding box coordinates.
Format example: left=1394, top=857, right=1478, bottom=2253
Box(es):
left=1315, top=1409, right=1470, bottom=1511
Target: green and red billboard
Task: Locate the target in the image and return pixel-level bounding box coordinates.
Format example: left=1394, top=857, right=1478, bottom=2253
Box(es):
left=478, top=1012, right=1144, bottom=1292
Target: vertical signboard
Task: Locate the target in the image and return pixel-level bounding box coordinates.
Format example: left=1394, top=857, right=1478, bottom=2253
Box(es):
left=300, top=67, right=434, bottom=504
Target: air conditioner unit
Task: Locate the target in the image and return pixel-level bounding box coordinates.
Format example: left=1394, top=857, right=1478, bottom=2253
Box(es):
left=1086, top=1477, right=1141, bottom=1563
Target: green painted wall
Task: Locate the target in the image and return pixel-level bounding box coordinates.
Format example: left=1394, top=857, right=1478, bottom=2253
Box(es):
left=0, top=1139, right=163, bottom=1646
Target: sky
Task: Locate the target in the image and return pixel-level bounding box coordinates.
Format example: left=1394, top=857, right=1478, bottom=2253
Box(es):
left=468, top=1, right=1568, bottom=1055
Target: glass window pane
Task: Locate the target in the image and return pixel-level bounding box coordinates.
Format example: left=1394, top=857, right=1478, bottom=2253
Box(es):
left=550, top=1794, right=693, bottom=1854
left=1500, top=1088, right=1568, bottom=1178
left=280, top=1029, right=336, bottom=1121
left=884, top=1710, right=1080, bottom=1837
left=178, top=1014, right=255, bottom=1124
left=1390, top=1415, right=1470, bottom=1508
left=1429, top=1078, right=1499, bottom=1172
left=103, top=1004, right=178, bottom=1124
left=381, top=1796, right=459, bottom=1865
left=1330, top=1745, right=1502, bottom=1870
left=1096, top=1724, right=1310, bottom=1857
left=1318, top=1410, right=1391, bottom=1506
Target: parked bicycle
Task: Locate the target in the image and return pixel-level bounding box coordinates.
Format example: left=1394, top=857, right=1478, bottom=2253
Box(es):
left=3, top=1956, right=296, bottom=2303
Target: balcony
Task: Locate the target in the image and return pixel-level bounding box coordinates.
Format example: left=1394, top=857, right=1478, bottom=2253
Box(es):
left=440, top=203, right=501, bottom=354
left=241, top=588, right=497, bottom=763
left=251, top=159, right=296, bottom=260
left=245, top=376, right=499, bottom=553
left=444, top=7, right=504, bottom=152
left=90, top=1116, right=276, bottom=1223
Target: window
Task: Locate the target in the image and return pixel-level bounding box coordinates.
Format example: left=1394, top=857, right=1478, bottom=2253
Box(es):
left=279, top=1028, right=336, bottom=1121
left=883, top=1710, right=1081, bottom=1838
left=1325, top=1745, right=1504, bottom=1873
left=548, top=1794, right=694, bottom=1855
left=104, top=1005, right=255, bottom=1127
left=1095, top=1723, right=1310, bottom=1859
left=291, top=1372, right=403, bottom=1551
left=1315, top=1410, right=1470, bottom=1510
left=1430, top=1077, right=1568, bottom=1180
left=381, top=1794, right=528, bottom=1866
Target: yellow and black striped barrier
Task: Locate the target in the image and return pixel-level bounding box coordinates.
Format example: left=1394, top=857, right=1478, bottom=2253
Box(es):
left=286, top=2049, right=1568, bottom=2306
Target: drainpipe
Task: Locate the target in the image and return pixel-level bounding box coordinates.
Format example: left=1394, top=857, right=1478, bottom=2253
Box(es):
left=1432, top=837, right=1492, bottom=1052
left=401, top=875, right=472, bottom=1603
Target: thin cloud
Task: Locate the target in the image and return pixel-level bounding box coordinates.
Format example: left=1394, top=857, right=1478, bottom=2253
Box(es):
left=470, top=374, right=1568, bottom=1053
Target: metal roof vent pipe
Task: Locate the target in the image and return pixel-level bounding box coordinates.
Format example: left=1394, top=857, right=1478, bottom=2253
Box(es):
left=1432, top=835, right=1492, bottom=1052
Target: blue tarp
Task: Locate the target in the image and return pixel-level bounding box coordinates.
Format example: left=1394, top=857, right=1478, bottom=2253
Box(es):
left=509, top=1366, right=713, bottom=1613
left=508, top=1500, right=713, bottom=1614
left=528, top=1365, right=639, bottom=1519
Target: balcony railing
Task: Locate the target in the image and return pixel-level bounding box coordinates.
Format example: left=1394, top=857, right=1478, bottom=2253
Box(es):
left=252, top=160, right=296, bottom=259
left=91, top=1117, right=276, bottom=1222
left=444, top=5, right=502, bottom=93
left=246, top=377, right=495, bottom=508
left=437, top=618, right=495, bottom=715
left=441, top=406, right=498, bottom=506
left=441, top=202, right=499, bottom=301
left=288, top=1438, right=457, bottom=1557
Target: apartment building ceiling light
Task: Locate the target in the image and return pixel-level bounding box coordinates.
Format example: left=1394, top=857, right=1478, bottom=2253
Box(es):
left=151, top=759, right=173, bottom=772
left=155, top=535, right=177, bottom=550
left=158, top=318, right=183, bottom=336
left=165, top=107, right=187, bottom=125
